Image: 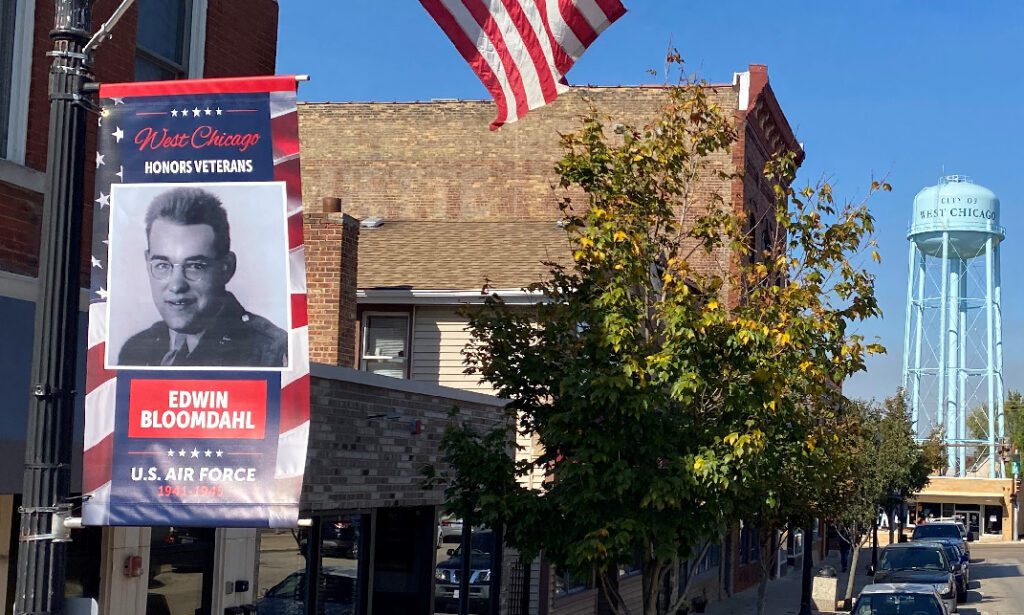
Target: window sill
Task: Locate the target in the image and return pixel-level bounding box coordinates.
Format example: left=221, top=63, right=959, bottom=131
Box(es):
left=0, top=158, right=45, bottom=194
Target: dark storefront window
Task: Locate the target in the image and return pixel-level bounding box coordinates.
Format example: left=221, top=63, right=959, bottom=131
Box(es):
left=147, top=527, right=215, bottom=615
left=256, top=514, right=369, bottom=615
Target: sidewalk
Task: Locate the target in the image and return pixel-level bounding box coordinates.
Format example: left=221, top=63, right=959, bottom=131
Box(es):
left=705, top=548, right=874, bottom=614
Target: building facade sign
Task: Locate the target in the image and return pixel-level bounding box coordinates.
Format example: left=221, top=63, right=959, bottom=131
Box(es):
left=83, top=76, right=310, bottom=527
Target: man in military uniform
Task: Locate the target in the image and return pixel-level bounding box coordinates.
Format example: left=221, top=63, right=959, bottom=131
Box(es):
left=118, top=186, right=288, bottom=368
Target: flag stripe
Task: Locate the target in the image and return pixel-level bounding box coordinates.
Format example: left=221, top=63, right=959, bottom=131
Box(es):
left=422, top=0, right=511, bottom=126
left=421, top=0, right=625, bottom=128
left=558, top=0, right=598, bottom=47
left=531, top=0, right=576, bottom=76
left=497, top=0, right=560, bottom=104
left=460, top=0, right=532, bottom=119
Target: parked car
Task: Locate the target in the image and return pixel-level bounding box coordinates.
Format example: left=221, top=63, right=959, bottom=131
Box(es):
left=256, top=567, right=356, bottom=615
left=434, top=530, right=494, bottom=615
left=870, top=543, right=957, bottom=613
left=437, top=514, right=464, bottom=548
left=299, top=519, right=358, bottom=559
left=913, top=521, right=972, bottom=560
left=853, top=583, right=949, bottom=615
left=930, top=539, right=969, bottom=601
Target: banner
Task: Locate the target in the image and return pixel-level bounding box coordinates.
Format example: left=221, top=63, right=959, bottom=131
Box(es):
left=83, top=76, right=310, bottom=527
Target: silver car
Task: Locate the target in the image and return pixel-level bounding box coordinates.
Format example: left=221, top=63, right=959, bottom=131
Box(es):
left=853, top=583, right=949, bottom=615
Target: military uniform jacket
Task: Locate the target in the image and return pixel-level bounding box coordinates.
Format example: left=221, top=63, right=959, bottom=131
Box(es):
left=118, top=293, right=288, bottom=368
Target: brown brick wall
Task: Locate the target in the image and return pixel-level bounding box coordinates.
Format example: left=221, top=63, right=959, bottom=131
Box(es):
left=302, top=371, right=507, bottom=511
left=305, top=212, right=359, bottom=367
left=1, top=0, right=279, bottom=280
left=298, top=86, right=740, bottom=222
left=202, top=0, right=278, bottom=78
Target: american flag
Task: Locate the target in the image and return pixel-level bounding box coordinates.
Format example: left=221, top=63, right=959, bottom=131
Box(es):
left=420, top=0, right=626, bottom=129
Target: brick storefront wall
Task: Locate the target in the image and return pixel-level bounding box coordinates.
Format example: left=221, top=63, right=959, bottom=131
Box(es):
left=302, top=367, right=507, bottom=512
left=0, top=0, right=278, bottom=281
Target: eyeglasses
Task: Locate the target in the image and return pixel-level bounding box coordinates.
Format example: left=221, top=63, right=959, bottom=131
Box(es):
left=148, top=258, right=218, bottom=282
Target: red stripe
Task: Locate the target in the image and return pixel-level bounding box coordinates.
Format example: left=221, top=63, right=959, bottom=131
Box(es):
left=499, top=0, right=559, bottom=104
left=530, top=0, right=575, bottom=76
left=100, top=75, right=298, bottom=99
left=86, top=343, right=116, bottom=395
left=594, top=0, right=626, bottom=27
left=291, top=294, right=308, bottom=329
left=461, top=0, right=530, bottom=121
left=274, top=157, right=303, bottom=206
left=279, top=375, right=310, bottom=434
left=420, top=0, right=510, bottom=128
left=558, top=0, right=597, bottom=47
left=83, top=433, right=114, bottom=492
left=271, top=111, right=300, bottom=161
left=287, top=212, right=305, bottom=250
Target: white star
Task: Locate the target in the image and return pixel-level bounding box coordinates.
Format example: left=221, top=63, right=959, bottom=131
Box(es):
left=180, top=108, right=188, bottom=117
left=192, top=107, right=201, bottom=117
left=191, top=448, right=199, bottom=458
left=204, top=107, right=212, bottom=116
left=204, top=449, right=212, bottom=457
left=115, top=165, right=124, bottom=181
left=95, top=152, right=105, bottom=168
left=215, top=450, right=223, bottom=458
left=112, top=127, right=124, bottom=142
left=91, top=255, right=102, bottom=269
left=215, top=107, right=222, bottom=116
left=112, top=97, right=124, bottom=105
left=179, top=449, right=187, bottom=457
left=167, top=449, right=176, bottom=457
left=95, top=192, right=110, bottom=208
left=171, top=109, right=179, bottom=117
left=96, top=286, right=108, bottom=300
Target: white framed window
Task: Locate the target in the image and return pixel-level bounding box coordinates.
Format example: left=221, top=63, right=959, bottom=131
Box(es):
left=360, top=313, right=410, bottom=379
left=1, top=0, right=34, bottom=163
left=134, top=0, right=207, bottom=81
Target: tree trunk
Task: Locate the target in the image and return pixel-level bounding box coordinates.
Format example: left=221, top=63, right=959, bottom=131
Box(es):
left=798, top=541, right=814, bottom=615
left=843, top=531, right=863, bottom=608
left=756, top=572, right=769, bottom=615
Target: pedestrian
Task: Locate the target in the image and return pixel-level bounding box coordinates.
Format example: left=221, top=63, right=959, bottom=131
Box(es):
left=838, top=533, right=851, bottom=572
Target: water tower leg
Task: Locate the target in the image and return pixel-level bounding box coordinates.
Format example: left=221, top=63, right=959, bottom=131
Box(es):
left=938, top=232, right=950, bottom=469
left=912, top=251, right=926, bottom=436
left=987, top=238, right=997, bottom=478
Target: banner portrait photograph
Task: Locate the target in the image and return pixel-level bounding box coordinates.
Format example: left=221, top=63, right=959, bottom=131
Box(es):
left=106, top=182, right=291, bottom=371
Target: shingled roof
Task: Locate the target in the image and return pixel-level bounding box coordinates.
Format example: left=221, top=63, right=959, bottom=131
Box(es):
left=357, top=220, right=572, bottom=291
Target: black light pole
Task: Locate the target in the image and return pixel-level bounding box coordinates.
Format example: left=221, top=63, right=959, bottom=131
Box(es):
left=14, top=1, right=91, bottom=613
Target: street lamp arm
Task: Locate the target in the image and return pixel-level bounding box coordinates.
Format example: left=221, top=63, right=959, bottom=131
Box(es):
left=82, top=0, right=135, bottom=54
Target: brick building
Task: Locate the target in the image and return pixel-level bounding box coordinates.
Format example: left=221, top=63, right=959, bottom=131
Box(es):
left=297, top=65, right=823, bottom=613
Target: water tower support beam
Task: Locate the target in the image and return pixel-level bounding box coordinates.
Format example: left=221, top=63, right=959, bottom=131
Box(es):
left=912, top=250, right=926, bottom=435
left=958, top=260, right=967, bottom=476
left=987, top=237, right=996, bottom=477
left=938, top=233, right=950, bottom=448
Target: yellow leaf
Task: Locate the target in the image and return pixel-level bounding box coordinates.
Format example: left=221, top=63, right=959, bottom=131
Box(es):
left=707, top=300, right=719, bottom=311
left=799, top=360, right=813, bottom=372
left=871, top=250, right=881, bottom=263
left=580, top=237, right=594, bottom=248
left=613, top=230, right=627, bottom=241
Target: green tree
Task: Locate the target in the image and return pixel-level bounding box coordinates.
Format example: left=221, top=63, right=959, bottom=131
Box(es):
left=433, top=65, right=884, bottom=615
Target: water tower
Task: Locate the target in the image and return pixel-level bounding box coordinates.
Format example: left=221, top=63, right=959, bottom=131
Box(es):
left=902, top=175, right=1005, bottom=477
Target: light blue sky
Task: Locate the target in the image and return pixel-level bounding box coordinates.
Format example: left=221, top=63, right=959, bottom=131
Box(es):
left=277, top=2, right=1024, bottom=402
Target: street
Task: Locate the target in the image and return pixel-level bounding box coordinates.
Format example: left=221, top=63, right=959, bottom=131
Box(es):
left=958, top=543, right=1024, bottom=615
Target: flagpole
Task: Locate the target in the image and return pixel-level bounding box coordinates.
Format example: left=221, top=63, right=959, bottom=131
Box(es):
left=14, top=0, right=92, bottom=612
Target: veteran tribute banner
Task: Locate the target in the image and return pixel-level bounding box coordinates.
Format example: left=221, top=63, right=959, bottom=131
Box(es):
left=83, top=76, right=310, bottom=527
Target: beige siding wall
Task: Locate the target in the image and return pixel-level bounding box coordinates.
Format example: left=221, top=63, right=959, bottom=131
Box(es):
left=411, top=306, right=493, bottom=393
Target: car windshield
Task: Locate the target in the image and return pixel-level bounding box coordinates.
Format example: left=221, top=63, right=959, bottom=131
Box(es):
left=913, top=524, right=961, bottom=540
left=880, top=547, right=946, bottom=571
left=853, top=593, right=943, bottom=615
left=451, top=531, right=495, bottom=557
